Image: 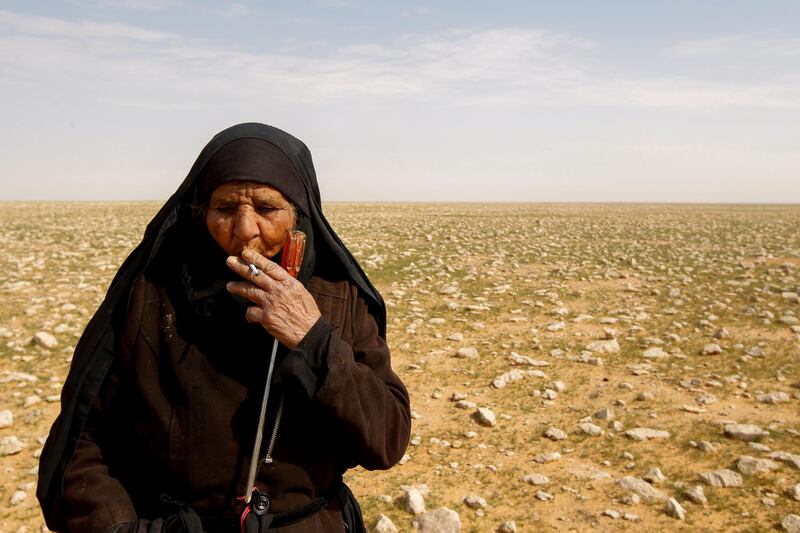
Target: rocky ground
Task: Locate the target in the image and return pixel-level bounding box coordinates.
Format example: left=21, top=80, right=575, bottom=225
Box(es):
left=1, top=202, right=799, bottom=532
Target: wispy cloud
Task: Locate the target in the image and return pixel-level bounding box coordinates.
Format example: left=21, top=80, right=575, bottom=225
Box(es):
left=1, top=10, right=798, bottom=111
left=91, top=0, right=176, bottom=10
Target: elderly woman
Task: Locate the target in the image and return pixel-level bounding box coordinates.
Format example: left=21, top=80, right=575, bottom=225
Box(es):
left=37, top=123, right=411, bottom=532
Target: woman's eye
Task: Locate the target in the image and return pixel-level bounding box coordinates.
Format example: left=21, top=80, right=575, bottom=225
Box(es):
left=256, top=207, right=277, bottom=214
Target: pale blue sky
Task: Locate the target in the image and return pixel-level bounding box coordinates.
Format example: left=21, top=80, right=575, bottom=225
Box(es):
left=1, top=1, right=798, bottom=202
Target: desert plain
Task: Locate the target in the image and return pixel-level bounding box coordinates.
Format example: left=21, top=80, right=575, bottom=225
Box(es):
left=0, top=202, right=799, bottom=532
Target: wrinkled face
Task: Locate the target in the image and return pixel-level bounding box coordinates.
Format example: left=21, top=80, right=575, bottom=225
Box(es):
left=205, top=181, right=296, bottom=258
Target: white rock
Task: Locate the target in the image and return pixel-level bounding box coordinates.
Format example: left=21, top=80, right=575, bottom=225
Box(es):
left=685, top=485, right=707, bottom=505
left=373, top=514, right=398, bottom=533
left=783, top=514, right=800, bottom=533
left=491, top=369, right=546, bottom=389
left=768, top=451, right=800, bottom=470
left=0, top=436, right=24, bottom=455
left=509, top=352, right=550, bottom=366
left=724, top=423, right=768, bottom=442
left=533, top=452, right=561, bottom=464
left=698, top=469, right=743, bottom=487
left=462, top=494, right=486, bottom=509
left=786, top=484, right=800, bottom=502
left=473, top=408, right=496, bottom=427
left=447, top=333, right=464, bottom=342
left=616, top=476, right=668, bottom=502
left=0, top=371, right=38, bottom=383
left=547, top=322, right=565, bottom=332
left=32, top=332, right=57, bottom=349
left=455, top=347, right=479, bottom=359
left=701, top=343, right=722, bottom=355
left=585, top=339, right=620, bottom=354
left=402, top=487, right=426, bottom=514
left=10, top=490, right=27, bottom=506
left=601, top=509, right=620, bottom=519
left=543, top=427, right=567, bottom=441
left=757, top=392, right=791, bottom=404
left=625, top=428, right=670, bottom=441
left=577, top=422, right=604, bottom=436
left=522, top=473, right=549, bottom=485
left=535, top=491, right=553, bottom=501
left=666, top=498, right=686, bottom=520
left=496, top=521, right=517, bottom=533
left=416, top=507, right=461, bottom=533
left=0, top=410, right=13, bottom=428
left=736, top=455, right=781, bottom=475
left=642, top=467, right=667, bottom=484
left=642, top=347, right=669, bottom=359
left=23, top=395, right=41, bottom=408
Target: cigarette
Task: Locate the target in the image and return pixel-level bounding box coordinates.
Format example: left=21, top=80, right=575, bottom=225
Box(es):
left=248, top=263, right=261, bottom=277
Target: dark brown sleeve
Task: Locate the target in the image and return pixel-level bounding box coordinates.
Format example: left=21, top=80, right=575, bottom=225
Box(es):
left=289, top=290, right=411, bottom=471
left=61, top=278, right=149, bottom=531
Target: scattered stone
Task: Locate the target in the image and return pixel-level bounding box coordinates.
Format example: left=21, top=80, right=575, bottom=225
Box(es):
left=697, top=441, right=716, bottom=453
left=601, top=509, right=620, bottom=519
left=0, top=371, right=38, bottom=383
left=0, top=410, right=12, bottom=428
left=496, top=521, right=517, bottom=533
left=685, top=485, right=707, bottom=505
left=455, top=347, right=479, bottom=359
left=786, top=483, right=800, bottom=502
left=32, top=331, right=57, bottom=349
left=701, top=343, right=722, bottom=355
left=736, top=455, right=781, bottom=475
left=543, top=427, right=567, bottom=441
left=401, top=486, right=426, bottom=514
left=698, top=469, right=743, bottom=488
left=570, top=467, right=611, bottom=480
left=642, top=467, right=667, bottom=484
left=782, top=514, right=800, bottom=533
left=724, top=423, right=768, bottom=442
left=617, top=476, right=668, bottom=502
left=535, top=491, right=553, bottom=501
left=622, top=513, right=639, bottom=522
left=768, top=451, right=800, bottom=470
left=462, top=494, right=486, bottom=510
left=533, top=452, right=561, bottom=464
left=492, top=369, right=546, bottom=389
left=509, top=352, right=549, bottom=366
left=473, top=408, right=496, bottom=427
left=642, top=347, right=668, bottom=359
left=635, top=391, right=654, bottom=401
left=447, top=333, right=464, bottom=342
left=373, top=514, right=398, bottom=533
left=0, top=435, right=24, bottom=455
left=586, top=339, right=620, bottom=354
left=666, top=498, right=686, bottom=520
left=756, top=392, right=790, bottom=404
left=577, top=422, right=604, bottom=436
left=416, top=507, right=461, bottom=533
left=10, top=490, right=27, bottom=506
left=23, top=395, right=41, bottom=408
left=522, top=473, right=549, bottom=485
left=594, top=407, right=615, bottom=420
left=625, top=428, right=670, bottom=441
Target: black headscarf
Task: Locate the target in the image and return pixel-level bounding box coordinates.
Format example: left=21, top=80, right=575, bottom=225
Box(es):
left=37, top=123, right=386, bottom=531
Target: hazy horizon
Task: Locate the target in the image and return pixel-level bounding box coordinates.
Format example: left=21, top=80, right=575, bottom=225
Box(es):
left=1, top=1, right=798, bottom=203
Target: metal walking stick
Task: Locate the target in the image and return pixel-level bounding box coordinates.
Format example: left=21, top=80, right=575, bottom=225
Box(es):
left=242, top=230, right=307, bottom=517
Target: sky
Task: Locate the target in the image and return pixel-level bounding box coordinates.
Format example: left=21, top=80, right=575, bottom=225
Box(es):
left=0, top=0, right=798, bottom=202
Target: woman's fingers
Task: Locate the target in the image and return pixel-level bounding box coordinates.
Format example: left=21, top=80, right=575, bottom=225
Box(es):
left=245, top=306, right=264, bottom=323
left=225, top=255, right=278, bottom=291
left=226, top=281, right=269, bottom=305
left=242, top=249, right=291, bottom=283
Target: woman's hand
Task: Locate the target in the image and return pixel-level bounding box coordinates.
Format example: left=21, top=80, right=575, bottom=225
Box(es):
left=225, top=248, right=321, bottom=349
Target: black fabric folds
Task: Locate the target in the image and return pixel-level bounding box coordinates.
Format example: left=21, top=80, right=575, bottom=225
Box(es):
left=36, top=123, right=386, bottom=532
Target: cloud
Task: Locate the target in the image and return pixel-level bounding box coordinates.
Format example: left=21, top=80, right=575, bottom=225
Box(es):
left=92, top=0, right=176, bottom=10
left=663, top=36, right=800, bottom=58
left=1, top=10, right=798, bottom=112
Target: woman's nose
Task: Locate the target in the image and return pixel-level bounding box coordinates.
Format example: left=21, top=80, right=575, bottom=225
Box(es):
left=233, top=208, right=260, bottom=242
